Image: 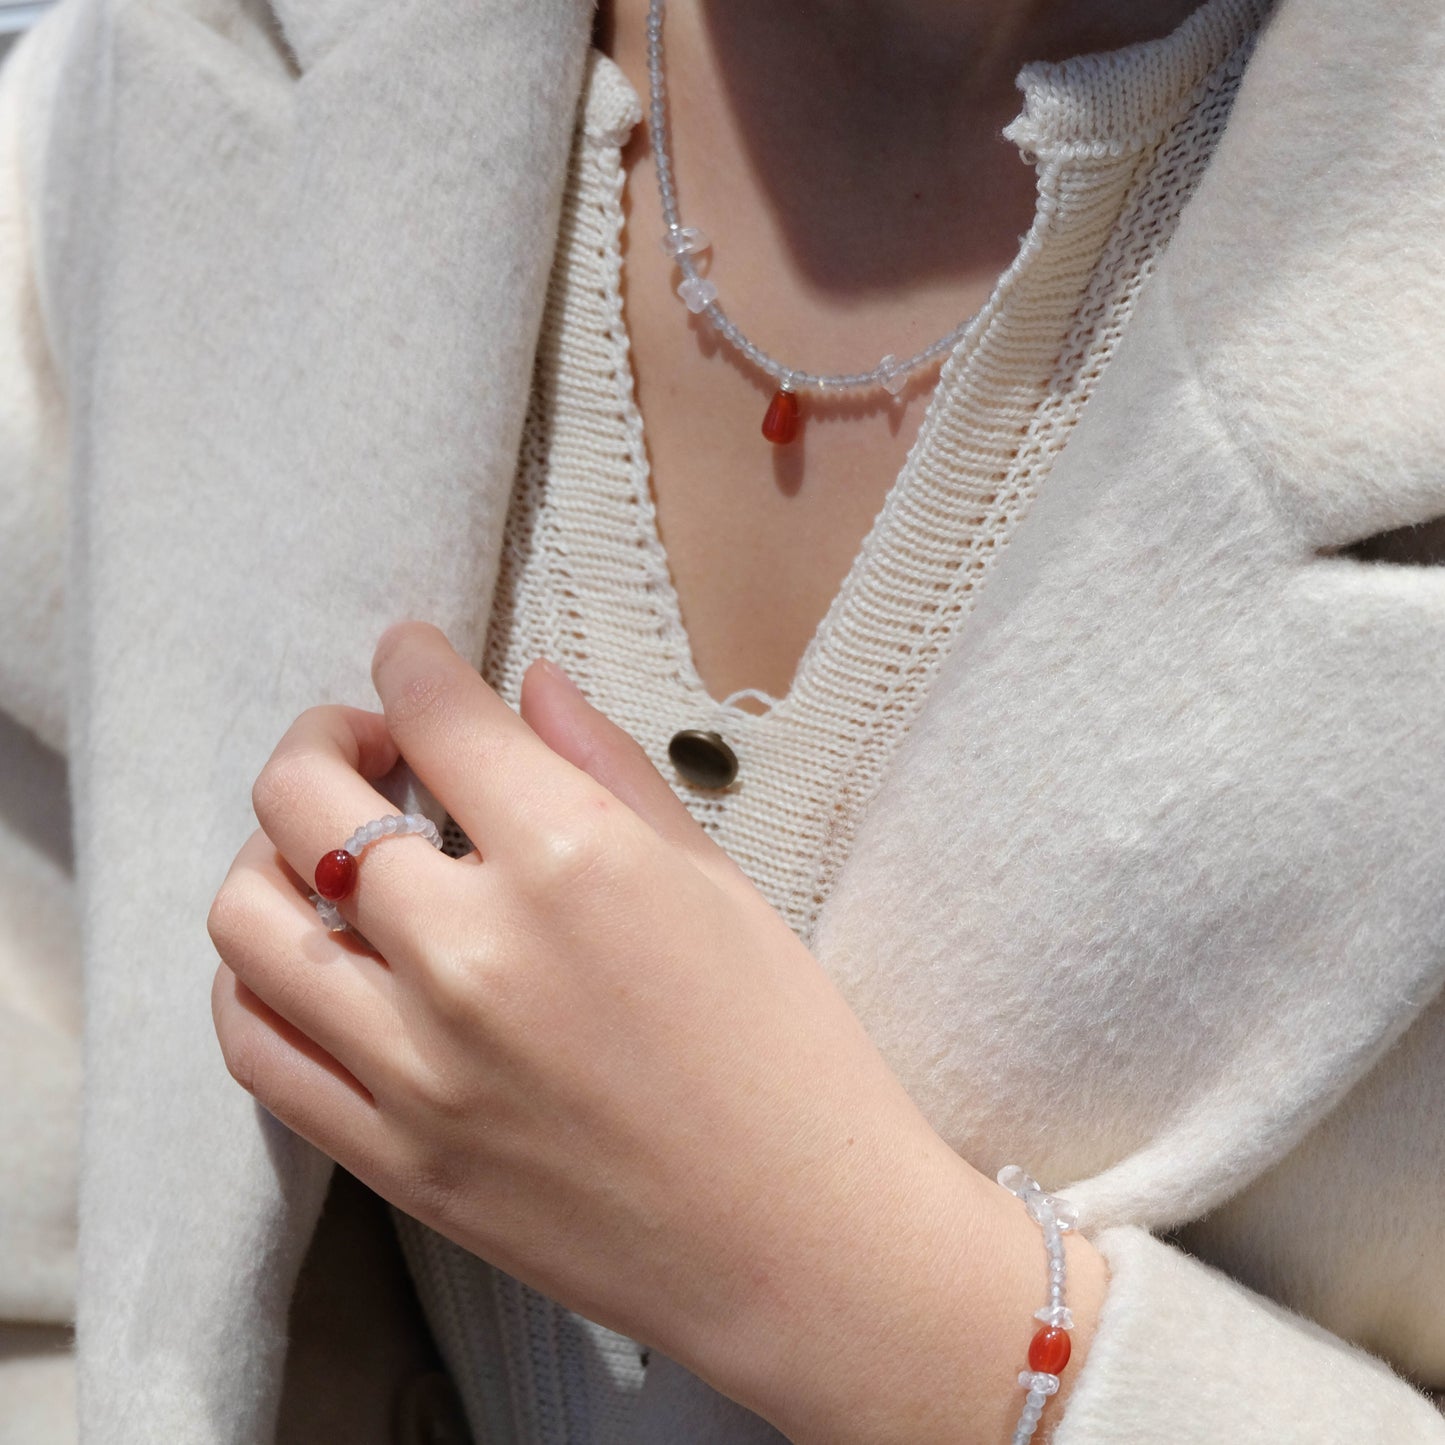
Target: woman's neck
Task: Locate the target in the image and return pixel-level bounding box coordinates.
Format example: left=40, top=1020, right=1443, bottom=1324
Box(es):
left=598, top=2, right=1209, bottom=99
left=600, top=0, right=1207, bottom=294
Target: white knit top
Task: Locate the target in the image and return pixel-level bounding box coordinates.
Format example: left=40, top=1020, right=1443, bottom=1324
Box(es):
left=392, top=4, right=1271, bottom=1439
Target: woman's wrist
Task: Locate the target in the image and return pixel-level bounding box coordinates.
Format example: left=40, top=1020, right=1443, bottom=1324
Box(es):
left=703, top=1144, right=1109, bottom=1445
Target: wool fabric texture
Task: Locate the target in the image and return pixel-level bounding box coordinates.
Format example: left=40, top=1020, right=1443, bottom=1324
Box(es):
left=0, top=0, right=1443, bottom=1441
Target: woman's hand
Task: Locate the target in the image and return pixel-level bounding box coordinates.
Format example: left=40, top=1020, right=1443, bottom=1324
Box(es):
left=207, top=620, right=1100, bottom=1443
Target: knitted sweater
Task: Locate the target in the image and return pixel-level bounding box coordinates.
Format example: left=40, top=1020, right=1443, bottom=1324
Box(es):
left=395, top=5, right=1280, bottom=1438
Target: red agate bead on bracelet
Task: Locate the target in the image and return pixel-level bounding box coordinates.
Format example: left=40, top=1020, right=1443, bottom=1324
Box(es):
left=998, top=1165, right=1080, bottom=1442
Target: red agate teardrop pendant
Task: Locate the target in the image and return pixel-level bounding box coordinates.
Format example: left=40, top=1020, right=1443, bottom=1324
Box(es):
left=761, top=387, right=800, bottom=445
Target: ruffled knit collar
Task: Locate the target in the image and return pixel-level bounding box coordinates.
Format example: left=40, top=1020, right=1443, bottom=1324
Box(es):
left=1005, top=0, right=1275, bottom=161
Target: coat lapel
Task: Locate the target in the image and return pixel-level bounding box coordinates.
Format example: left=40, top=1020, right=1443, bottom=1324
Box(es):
left=65, top=0, right=593, bottom=1438
left=813, top=0, right=1445, bottom=1234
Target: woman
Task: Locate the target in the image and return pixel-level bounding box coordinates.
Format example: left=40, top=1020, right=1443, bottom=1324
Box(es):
left=1, top=0, right=1443, bottom=1441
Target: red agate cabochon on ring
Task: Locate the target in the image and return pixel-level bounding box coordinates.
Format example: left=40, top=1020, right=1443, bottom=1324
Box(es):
left=314, top=849, right=358, bottom=901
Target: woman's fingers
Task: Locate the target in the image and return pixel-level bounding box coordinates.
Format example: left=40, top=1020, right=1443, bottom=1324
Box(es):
left=249, top=703, right=457, bottom=959
left=210, top=963, right=392, bottom=1174
left=518, top=658, right=751, bottom=890
left=370, top=621, right=617, bottom=861
left=208, top=828, right=408, bottom=1096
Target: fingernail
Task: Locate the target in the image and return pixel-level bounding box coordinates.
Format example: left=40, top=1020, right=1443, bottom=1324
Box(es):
left=537, top=657, right=585, bottom=699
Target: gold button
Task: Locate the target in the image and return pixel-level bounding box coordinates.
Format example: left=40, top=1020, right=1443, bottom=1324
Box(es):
left=393, top=1369, right=471, bottom=1445
left=668, top=729, right=738, bottom=789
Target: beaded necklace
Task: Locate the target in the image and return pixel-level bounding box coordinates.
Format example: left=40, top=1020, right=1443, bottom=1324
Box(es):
left=645, top=0, right=978, bottom=444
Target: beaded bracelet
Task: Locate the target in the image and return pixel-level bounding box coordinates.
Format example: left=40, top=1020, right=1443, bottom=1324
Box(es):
left=996, top=1165, right=1080, bottom=1443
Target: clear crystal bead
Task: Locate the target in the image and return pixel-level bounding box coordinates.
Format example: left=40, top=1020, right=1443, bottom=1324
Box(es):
left=1025, top=1189, right=1054, bottom=1225
left=312, top=894, right=346, bottom=932
left=660, top=224, right=711, bottom=258
left=1034, top=1304, right=1074, bottom=1329
left=1025, top=1186, right=1079, bottom=1232
left=380, top=816, right=399, bottom=834
left=997, top=1165, right=1038, bottom=1198
left=1019, top=1370, right=1060, bottom=1395
left=878, top=353, right=909, bottom=396
left=677, top=276, right=718, bottom=313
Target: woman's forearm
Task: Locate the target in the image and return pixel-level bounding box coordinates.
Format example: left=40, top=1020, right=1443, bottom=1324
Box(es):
left=718, top=1151, right=1109, bottom=1445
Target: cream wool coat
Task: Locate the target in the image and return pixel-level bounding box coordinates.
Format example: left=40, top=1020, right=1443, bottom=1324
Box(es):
left=2, top=0, right=1445, bottom=1440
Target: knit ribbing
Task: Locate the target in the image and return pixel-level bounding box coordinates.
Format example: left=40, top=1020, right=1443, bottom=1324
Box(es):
left=393, top=3, right=1270, bottom=1438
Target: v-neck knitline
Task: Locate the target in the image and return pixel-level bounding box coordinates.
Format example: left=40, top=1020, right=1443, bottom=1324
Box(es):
left=607, top=150, right=1065, bottom=731
left=578, top=0, right=1265, bottom=731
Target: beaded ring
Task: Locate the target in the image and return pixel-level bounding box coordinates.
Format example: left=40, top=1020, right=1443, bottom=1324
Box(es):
left=996, top=1165, right=1080, bottom=1442
left=309, top=813, right=444, bottom=932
